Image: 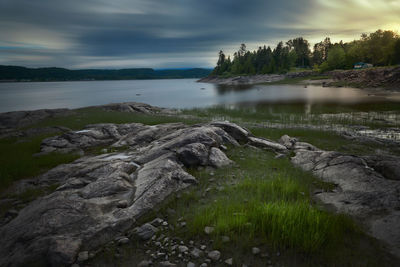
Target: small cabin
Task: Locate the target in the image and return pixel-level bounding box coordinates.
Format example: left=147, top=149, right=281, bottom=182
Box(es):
left=354, top=62, right=373, bottom=69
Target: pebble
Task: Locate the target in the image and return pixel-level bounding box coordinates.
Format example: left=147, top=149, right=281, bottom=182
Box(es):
left=180, top=222, right=187, bottom=227
left=191, top=247, right=204, bottom=258
left=221, top=236, right=230, bottom=243
left=159, top=261, right=177, bottom=267
left=252, top=247, right=260, bottom=255
left=138, top=260, right=152, bottom=267
left=204, top=226, right=214, bottom=235
left=150, top=217, right=164, bottom=226
left=200, top=264, right=208, bottom=267
left=207, top=250, right=221, bottom=261
left=200, top=245, right=207, bottom=250
left=187, top=262, right=196, bottom=267
left=117, top=237, right=130, bottom=245
left=116, top=200, right=128, bottom=208
left=134, top=223, right=159, bottom=240
left=224, top=258, right=233, bottom=265
left=77, top=251, right=89, bottom=262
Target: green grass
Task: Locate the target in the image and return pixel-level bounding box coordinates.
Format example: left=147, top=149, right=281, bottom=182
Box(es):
left=154, top=146, right=397, bottom=266
left=30, top=107, right=202, bottom=130
left=0, top=134, right=80, bottom=191
left=182, top=147, right=352, bottom=253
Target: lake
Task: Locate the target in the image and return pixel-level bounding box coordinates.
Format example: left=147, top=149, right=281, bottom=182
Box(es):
left=0, top=79, right=400, bottom=113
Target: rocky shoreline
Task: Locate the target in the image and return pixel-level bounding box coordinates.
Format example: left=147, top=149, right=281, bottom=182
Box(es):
left=1, top=102, right=400, bottom=266
left=198, top=66, right=400, bottom=89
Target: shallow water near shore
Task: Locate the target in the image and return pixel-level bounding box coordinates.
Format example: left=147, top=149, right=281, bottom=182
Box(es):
left=1, top=79, right=400, bottom=112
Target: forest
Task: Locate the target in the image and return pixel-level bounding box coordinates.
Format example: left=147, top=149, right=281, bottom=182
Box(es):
left=211, top=29, right=400, bottom=76
left=0, top=66, right=212, bottom=81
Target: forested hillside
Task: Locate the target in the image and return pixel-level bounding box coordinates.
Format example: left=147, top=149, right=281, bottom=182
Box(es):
left=211, top=29, right=400, bottom=76
left=0, top=66, right=212, bottom=81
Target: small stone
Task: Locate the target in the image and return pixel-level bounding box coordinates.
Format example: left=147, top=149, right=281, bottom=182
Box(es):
left=189, top=240, right=194, bottom=245
left=204, top=226, right=214, bottom=235
left=150, top=217, right=164, bottom=226
left=252, top=247, right=260, bottom=255
left=221, top=236, right=230, bottom=243
left=138, top=260, right=151, bottom=267
left=162, top=221, right=169, bottom=226
left=187, top=262, right=196, bottom=267
left=204, top=259, right=211, bottom=263
left=134, top=223, right=159, bottom=240
left=224, top=258, right=233, bottom=265
left=274, top=153, right=286, bottom=159
left=200, top=245, right=207, bottom=250
left=157, top=252, right=166, bottom=257
left=159, top=261, right=177, bottom=267
left=179, top=245, right=189, bottom=253
left=207, top=250, right=221, bottom=261
left=77, top=251, right=89, bottom=262
left=200, top=264, right=208, bottom=267
left=118, top=237, right=130, bottom=245
left=117, top=200, right=128, bottom=208
left=191, top=248, right=204, bottom=258
left=5, top=209, right=18, bottom=217
left=180, top=222, right=187, bottom=227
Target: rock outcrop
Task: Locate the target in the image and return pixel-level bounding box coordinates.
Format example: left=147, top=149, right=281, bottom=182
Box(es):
left=100, top=102, right=177, bottom=115
left=329, top=66, right=400, bottom=89
left=290, top=138, right=400, bottom=256
left=0, top=108, right=74, bottom=137
left=0, top=121, right=286, bottom=266
left=0, top=102, right=178, bottom=138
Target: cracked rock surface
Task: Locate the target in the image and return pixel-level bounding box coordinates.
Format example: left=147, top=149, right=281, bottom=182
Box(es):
left=291, top=139, right=400, bottom=256
left=1, top=121, right=276, bottom=267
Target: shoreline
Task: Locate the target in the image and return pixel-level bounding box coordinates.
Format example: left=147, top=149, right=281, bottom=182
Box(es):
left=198, top=66, right=400, bottom=91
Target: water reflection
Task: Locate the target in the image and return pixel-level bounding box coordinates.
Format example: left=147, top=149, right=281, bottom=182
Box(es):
left=0, top=79, right=399, bottom=112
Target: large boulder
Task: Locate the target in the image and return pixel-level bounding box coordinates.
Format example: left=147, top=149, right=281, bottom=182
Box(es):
left=0, top=122, right=246, bottom=266
left=290, top=136, right=400, bottom=256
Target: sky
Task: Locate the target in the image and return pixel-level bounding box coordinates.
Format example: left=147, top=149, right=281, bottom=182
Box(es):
left=0, top=0, right=399, bottom=69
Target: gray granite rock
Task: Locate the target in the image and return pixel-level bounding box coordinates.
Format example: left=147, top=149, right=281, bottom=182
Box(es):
left=0, top=121, right=245, bottom=266
left=290, top=136, right=400, bottom=256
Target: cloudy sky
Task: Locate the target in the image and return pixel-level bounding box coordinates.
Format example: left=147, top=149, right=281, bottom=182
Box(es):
left=1, top=0, right=399, bottom=69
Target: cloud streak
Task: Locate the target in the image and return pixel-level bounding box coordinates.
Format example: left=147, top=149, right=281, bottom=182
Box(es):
left=0, top=0, right=399, bottom=68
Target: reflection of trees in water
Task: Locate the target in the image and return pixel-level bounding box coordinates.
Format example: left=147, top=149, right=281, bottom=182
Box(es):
left=215, top=84, right=254, bottom=95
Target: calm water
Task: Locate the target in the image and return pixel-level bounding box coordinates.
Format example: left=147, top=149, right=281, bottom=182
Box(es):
left=0, top=79, right=400, bottom=112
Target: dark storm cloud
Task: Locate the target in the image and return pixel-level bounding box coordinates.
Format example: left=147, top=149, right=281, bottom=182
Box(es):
left=0, top=0, right=399, bottom=68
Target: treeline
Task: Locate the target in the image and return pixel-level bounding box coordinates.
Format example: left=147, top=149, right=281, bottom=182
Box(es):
left=0, top=66, right=212, bottom=81
left=212, top=29, right=400, bottom=76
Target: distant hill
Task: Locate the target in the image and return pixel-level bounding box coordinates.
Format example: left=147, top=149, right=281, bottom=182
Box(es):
left=0, top=65, right=212, bottom=81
